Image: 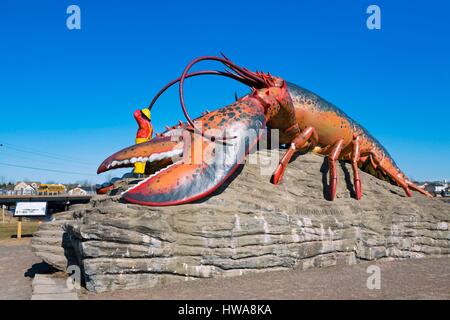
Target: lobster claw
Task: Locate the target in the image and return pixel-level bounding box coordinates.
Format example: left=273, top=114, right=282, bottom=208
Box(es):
left=97, top=134, right=183, bottom=174
left=122, top=101, right=266, bottom=206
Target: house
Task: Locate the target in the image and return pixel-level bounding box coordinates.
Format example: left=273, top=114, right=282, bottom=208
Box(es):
left=14, top=182, right=37, bottom=195
left=22, top=185, right=36, bottom=195
left=443, top=186, right=450, bottom=197
left=434, top=180, right=448, bottom=197
left=68, top=186, right=88, bottom=196
left=30, top=182, right=41, bottom=189
left=14, top=182, right=29, bottom=192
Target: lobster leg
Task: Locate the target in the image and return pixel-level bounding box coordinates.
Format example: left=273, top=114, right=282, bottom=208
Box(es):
left=351, top=136, right=363, bottom=200
left=407, top=181, right=433, bottom=197
left=371, top=153, right=412, bottom=197
left=328, top=139, right=344, bottom=201
left=272, top=145, right=296, bottom=184
left=272, top=127, right=318, bottom=185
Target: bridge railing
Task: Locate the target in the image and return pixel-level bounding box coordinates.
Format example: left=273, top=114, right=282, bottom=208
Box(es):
left=0, top=189, right=95, bottom=196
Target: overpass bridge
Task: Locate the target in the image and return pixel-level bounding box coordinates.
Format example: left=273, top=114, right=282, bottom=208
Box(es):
left=0, top=194, right=92, bottom=213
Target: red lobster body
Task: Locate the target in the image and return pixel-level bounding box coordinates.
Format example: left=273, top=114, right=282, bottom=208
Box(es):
left=286, top=83, right=417, bottom=196
left=97, top=56, right=431, bottom=206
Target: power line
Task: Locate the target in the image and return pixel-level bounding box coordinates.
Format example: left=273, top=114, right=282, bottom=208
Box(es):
left=0, top=162, right=97, bottom=176
left=1, top=143, right=92, bottom=165
left=0, top=142, right=93, bottom=166
left=0, top=148, right=94, bottom=170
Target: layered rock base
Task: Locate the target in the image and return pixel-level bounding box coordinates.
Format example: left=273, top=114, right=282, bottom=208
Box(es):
left=32, top=151, right=450, bottom=292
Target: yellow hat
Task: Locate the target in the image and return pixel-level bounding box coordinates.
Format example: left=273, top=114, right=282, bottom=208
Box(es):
left=141, top=108, right=151, bottom=120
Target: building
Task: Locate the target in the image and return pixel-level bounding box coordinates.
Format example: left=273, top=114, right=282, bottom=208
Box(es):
left=68, top=186, right=88, bottom=196
left=13, top=182, right=37, bottom=195
left=30, top=182, right=41, bottom=189
left=434, top=180, right=448, bottom=197
left=14, top=182, right=29, bottom=192
left=22, top=185, right=37, bottom=195
left=37, top=184, right=66, bottom=195
left=442, top=186, right=450, bottom=197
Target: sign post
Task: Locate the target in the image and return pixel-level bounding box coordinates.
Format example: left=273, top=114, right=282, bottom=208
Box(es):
left=17, top=217, right=22, bottom=240
left=14, top=202, right=47, bottom=240
left=1, top=205, right=4, bottom=224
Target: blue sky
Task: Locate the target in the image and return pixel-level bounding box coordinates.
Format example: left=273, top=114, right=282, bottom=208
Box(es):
left=0, top=0, right=449, bottom=184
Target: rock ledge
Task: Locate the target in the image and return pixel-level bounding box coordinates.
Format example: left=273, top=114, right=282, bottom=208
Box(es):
left=32, top=151, right=450, bottom=292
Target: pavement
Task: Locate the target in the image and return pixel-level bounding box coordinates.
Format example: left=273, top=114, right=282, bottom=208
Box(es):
left=0, top=239, right=43, bottom=300
left=1, top=239, right=449, bottom=300
left=31, top=274, right=78, bottom=300
left=85, top=257, right=450, bottom=300
left=0, top=239, right=77, bottom=300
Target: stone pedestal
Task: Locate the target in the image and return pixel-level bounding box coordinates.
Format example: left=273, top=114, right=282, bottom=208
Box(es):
left=32, top=151, right=450, bottom=292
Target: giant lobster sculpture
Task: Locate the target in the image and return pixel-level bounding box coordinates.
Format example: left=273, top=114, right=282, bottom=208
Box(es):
left=97, top=55, right=430, bottom=206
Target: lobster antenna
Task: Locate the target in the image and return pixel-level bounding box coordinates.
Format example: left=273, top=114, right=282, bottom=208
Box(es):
left=147, top=70, right=245, bottom=112
left=219, top=52, right=265, bottom=86
left=179, top=55, right=268, bottom=142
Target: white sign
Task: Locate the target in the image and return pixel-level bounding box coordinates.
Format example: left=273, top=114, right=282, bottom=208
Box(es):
left=14, top=202, right=47, bottom=217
